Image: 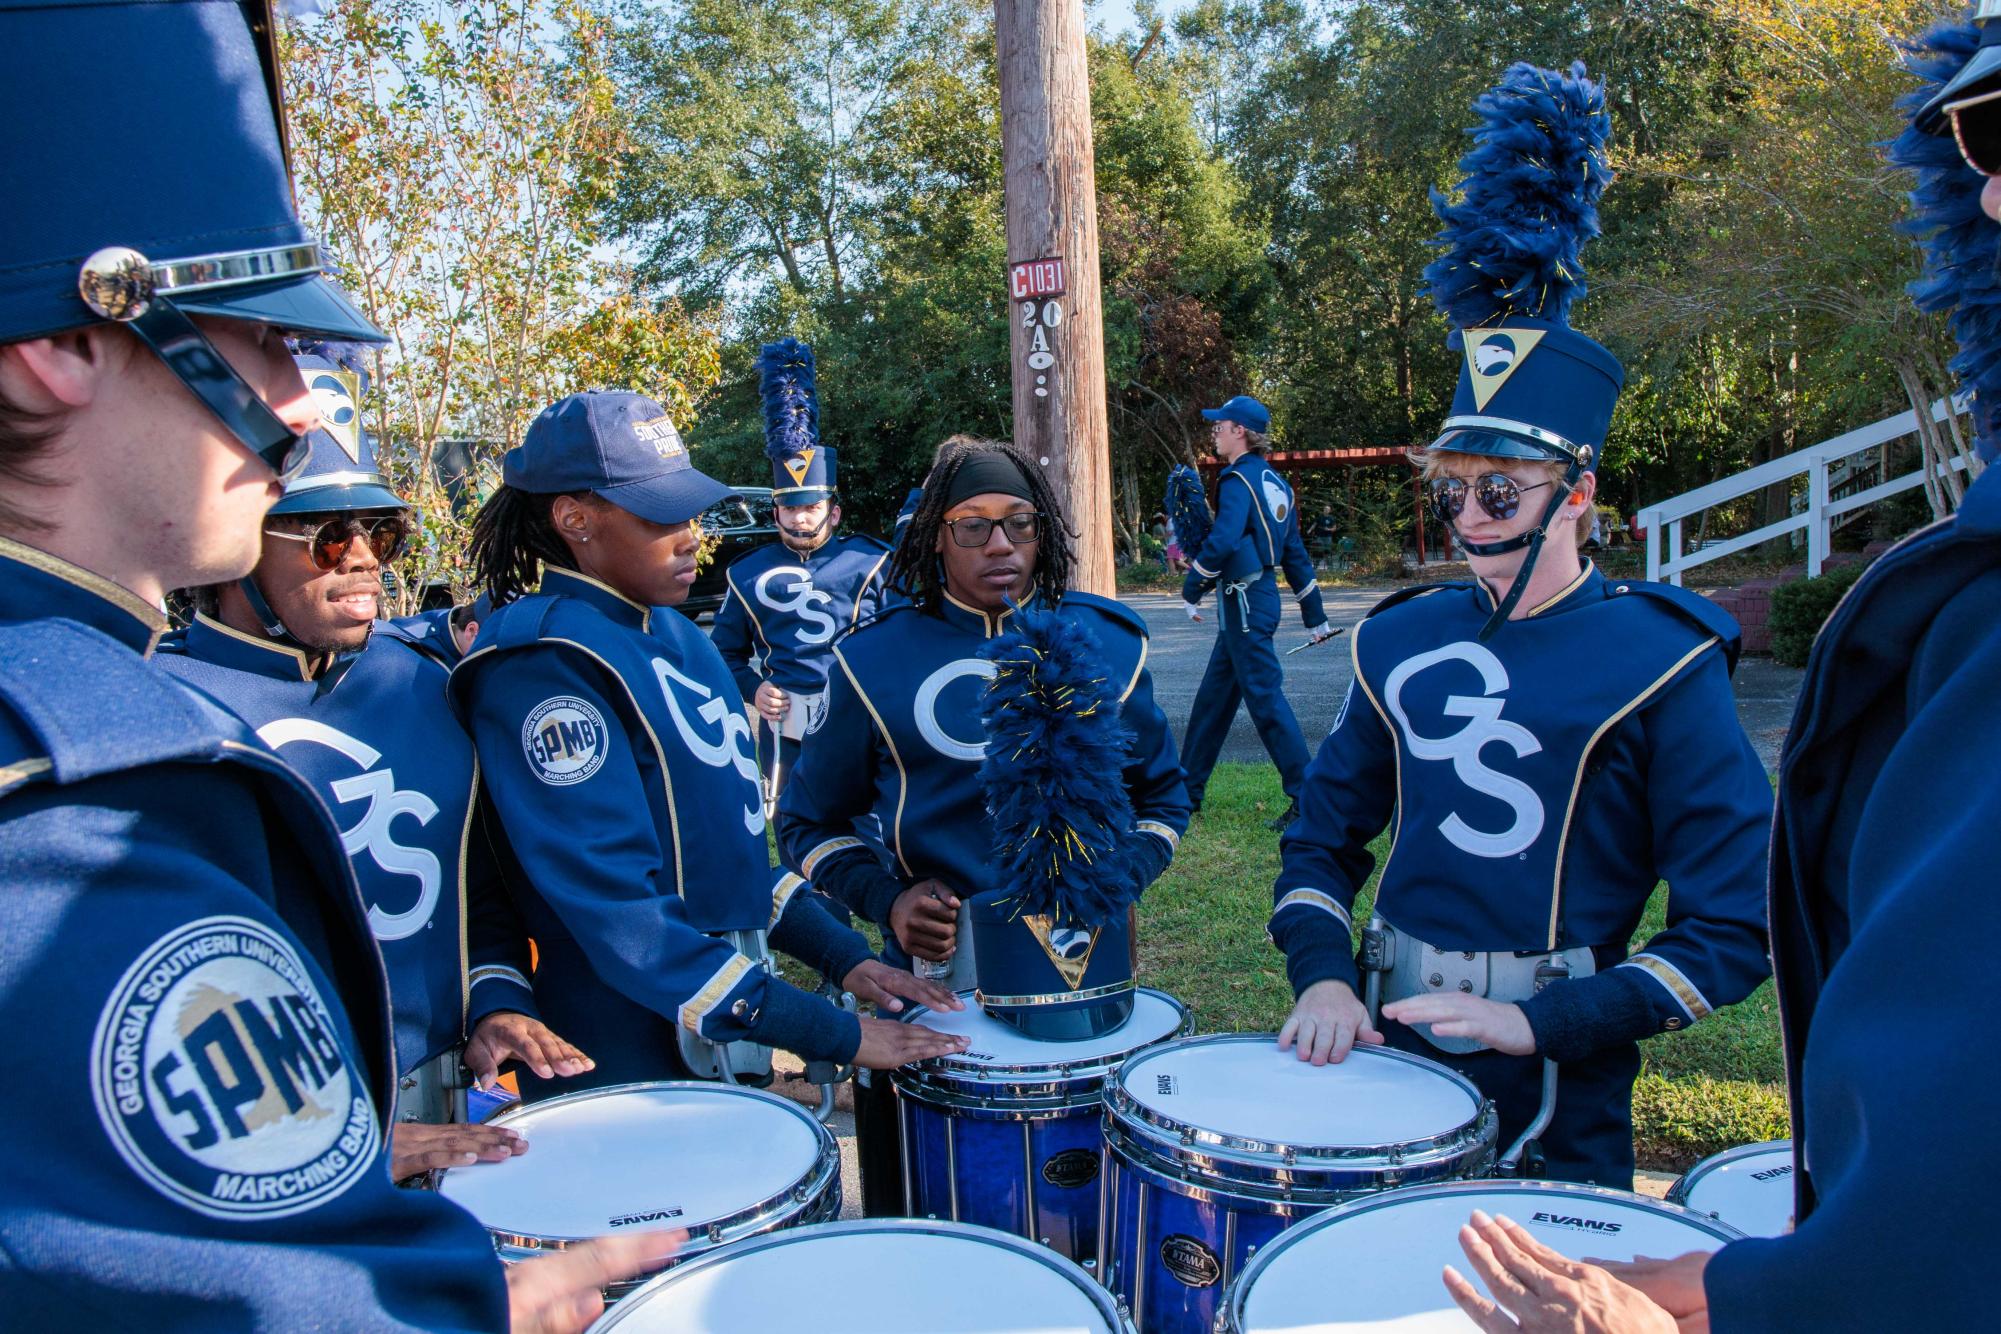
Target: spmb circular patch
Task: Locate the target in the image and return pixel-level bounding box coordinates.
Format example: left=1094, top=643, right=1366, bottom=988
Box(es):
left=522, top=694, right=609, bottom=785
left=91, top=915, right=379, bottom=1220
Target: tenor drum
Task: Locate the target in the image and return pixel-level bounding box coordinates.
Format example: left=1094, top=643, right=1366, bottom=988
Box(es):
left=1102, top=1035, right=1496, bottom=1334
left=892, top=987, right=1189, bottom=1263
left=588, top=1219, right=1135, bottom=1332
left=1667, top=1139, right=1795, bottom=1239
left=435, top=1081, right=839, bottom=1297
left=1219, top=1180, right=1744, bottom=1331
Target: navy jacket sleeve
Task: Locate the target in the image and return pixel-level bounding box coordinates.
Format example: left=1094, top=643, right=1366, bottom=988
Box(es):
left=1706, top=571, right=2001, bottom=1332
left=767, top=871, right=876, bottom=986
left=1518, top=650, right=1773, bottom=1062
left=1182, top=471, right=1251, bottom=604
left=776, top=650, right=907, bottom=928
left=1115, top=656, right=1192, bottom=895
left=1269, top=676, right=1396, bottom=995
left=463, top=799, right=541, bottom=1029
left=709, top=576, right=763, bottom=703
left=468, top=647, right=858, bottom=1063
left=1278, top=507, right=1329, bottom=629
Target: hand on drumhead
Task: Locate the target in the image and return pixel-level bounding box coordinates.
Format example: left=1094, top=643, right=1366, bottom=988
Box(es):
left=1587, top=1252, right=1713, bottom=1323
left=1381, top=994, right=1536, bottom=1056
left=852, top=1015, right=971, bottom=1069
left=842, top=958, right=966, bottom=1015
left=466, top=1010, right=596, bottom=1088
left=1277, top=980, right=1383, bottom=1065
left=889, top=880, right=960, bottom=962
left=507, top=1229, right=682, bottom=1334
left=389, top=1120, right=527, bottom=1182
left=1442, top=1211, right=1683, bottom=1334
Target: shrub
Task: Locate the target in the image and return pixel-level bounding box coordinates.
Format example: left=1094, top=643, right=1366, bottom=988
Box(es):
left=1768, top=562, right=1867, bottom=667
left=1632, top=1071, right=1792, bottom=1173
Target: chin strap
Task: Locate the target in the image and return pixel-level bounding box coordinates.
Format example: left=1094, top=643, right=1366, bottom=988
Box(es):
left=237, top=575, right=295, bottom=643
left=1454, top=458, right=1585, bottom=642
left=779, top=496, right=837, bottom=554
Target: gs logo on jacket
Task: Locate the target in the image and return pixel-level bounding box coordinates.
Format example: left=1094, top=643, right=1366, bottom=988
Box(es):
left=710, top=534, right=890, bottom=698
left=158, top=617, right=538, bottom=1080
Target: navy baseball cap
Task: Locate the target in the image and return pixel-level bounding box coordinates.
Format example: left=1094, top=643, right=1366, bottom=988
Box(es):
left=1202, top=395, right=1271, bottom=434
left=504, top=391, right=734, bottom=525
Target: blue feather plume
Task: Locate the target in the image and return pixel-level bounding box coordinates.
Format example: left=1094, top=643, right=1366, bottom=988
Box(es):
left=976, top=604, right=1137, bottom=928
left=756, top=337, right=819, bottom=462
left=1423, top=61, right=1613, bottom=330
left=1890, top=13, right=2001, bottom=463
left=1165, top=464, right=1212, bottom=555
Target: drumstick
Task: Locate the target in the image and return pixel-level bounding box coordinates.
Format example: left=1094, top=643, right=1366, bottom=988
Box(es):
left=1287, top=626, right=1347, bottom=655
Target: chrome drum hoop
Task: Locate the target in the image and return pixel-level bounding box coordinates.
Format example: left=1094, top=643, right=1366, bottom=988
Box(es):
left=464, top=1081, right=840, bottom=1272
left=1102, top=1037, right=1497, bottom=1198
left=1665, top=1139, right=1794, bottom=1208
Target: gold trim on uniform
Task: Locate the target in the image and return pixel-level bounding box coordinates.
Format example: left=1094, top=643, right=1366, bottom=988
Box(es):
left=1135, top=819, right=1180, bottom=854
left=468, top=964, right=533, bottom=991
left=1619, top=953, right=1714, bottom=1023
left=1524, top=561, right=1595, bottom=618
left=769, top=872, right=807, bottom=927
left=0, top=535, right=170, bottom=654
left=834, top=647, right=913, bottom=876
left=1274, top=887, right=1351, bottom=931
left=802, top=835, right=866, bottom=877
left=680, top=953, right=754, bottom=1035
left=0, top=756, right=54, bottom=794
left=544, top=567, right=652, bottom=634
left=194, top=612, right=313, bottom=680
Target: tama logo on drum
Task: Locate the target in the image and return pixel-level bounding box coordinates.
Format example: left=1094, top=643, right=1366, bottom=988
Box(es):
left=609, top=1207, right=684, bottom=1227
left=1532, top=1211, right=1623, bottom=1235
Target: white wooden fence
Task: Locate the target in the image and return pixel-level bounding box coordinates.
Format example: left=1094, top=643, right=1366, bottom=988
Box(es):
left=1637, top=396, right=1974, bottom=586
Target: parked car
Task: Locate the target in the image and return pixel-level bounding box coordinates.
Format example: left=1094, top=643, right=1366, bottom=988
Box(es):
left=679, top=485, right=777, bottom=622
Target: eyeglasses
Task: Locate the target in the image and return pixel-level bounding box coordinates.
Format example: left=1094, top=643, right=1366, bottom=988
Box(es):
left=1948, top=87, right=2001, bottom=176
left=264, top=514, right=412, bottom=570
left=943, top=512, right=1043, bottom=547
left=1428, top=474, right=1554, bottom=526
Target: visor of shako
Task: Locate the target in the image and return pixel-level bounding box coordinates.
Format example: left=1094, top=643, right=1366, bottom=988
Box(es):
left=270, top=354, right=406, bottom=517
left=969, top=890, right=1136, bottom=1041
left=771, top=443, right=839, bottom=503
left=1917, top=1, right=2001, bottom=134
left=1431, top=319, right=1623, bottom=468
left=0, top=1, right=384, bottom=481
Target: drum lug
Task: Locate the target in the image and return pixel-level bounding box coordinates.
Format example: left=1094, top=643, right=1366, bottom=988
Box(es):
left=707, top=1224, right=725, bottom=1244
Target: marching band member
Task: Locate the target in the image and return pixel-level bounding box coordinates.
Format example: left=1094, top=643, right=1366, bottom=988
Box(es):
left=711, top=339, right=891, bottom=809
left=775, top=434, right=1191, bottom=1205
left=1445, top=18, right=2001, bottom=1328
left=450, top=389, right=966, bottom=1100
left=1266, top=63, right=1771, bottom=1189
left=0, top=3, right=661, bottom=1325
left=159, top=350, right=589, bottom=1180
left=1178, top=394, right=1334, bottom=830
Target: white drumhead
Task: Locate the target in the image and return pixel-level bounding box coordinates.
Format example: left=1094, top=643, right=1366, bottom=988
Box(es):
left=596, top=1223, right=1117, bottom=1332
left=1238, top=1183, right=1739, bottom=1331
left=437, top=1084, right=822, bottom=1240
left=1677, top=1141, right=1795, bottom=1238
left=909, top=988, right=1184, bottom=1066
left=1120, top=1038, right=1477, bottom=1146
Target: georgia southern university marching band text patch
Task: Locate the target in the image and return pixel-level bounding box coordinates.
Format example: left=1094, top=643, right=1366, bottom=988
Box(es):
left=91, top=916, right=380, bottom=1220
left=522, top=694, right=609, bottom=785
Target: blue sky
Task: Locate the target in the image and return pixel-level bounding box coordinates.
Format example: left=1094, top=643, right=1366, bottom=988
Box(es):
left=1093, top=0, right=1198, bottom=40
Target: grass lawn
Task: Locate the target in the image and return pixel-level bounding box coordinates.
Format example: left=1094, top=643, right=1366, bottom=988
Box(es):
left=1137, top=762, right=1789, bottom=1172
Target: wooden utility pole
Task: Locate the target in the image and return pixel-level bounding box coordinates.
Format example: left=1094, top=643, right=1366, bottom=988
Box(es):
left=995, top=0, right=1114, bottom=596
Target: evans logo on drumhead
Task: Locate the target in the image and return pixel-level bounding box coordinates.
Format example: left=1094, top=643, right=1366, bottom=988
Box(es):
left=609, top=1207, right=684, bottom=1227
left=90, top=916, right=379, bottom=1220
left=522, top=695, right=608, bottom=786
left=1161, top=1234, right=1222, bottom=1288
left=1041, top=1148, right=1101, bottom=1190
left=1750, top=1165, right=1793, bottom=1181
left=1531, top=1211, right=1623, bottom=1236
left=1155, top=1073, right=1179, bottom=1096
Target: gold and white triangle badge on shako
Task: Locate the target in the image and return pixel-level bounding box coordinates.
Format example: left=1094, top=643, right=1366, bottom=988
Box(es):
left=783, top=449, right=815, bottom=486
left=1464, top=328, right=1546, bottom=411
left=1023, top=914, right=1100, bottom=991
left=309, top=367, right=365, bottom=463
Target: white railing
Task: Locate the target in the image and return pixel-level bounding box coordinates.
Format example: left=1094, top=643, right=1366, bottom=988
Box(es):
left=1637, top=396, right=1974, bottom=586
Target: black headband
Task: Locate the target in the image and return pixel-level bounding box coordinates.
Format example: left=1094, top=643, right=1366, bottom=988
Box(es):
left=942, top=451, right=1036, bottom=509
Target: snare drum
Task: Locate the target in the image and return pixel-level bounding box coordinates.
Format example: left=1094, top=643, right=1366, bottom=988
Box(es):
left=892, top=987, right=1188, bottom=1263
left=1667, top=1139, right=1795, bottom=1238
left=435, top=1081, right=839, bottom=1297
left=1102, top=1035, right=1496, bottom=1334
left=587, top=1219, right=1135, bottom=1332
left=1219, top=1180, right=1743, bottom=1331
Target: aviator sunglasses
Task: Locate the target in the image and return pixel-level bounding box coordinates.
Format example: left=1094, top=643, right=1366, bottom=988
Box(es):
left=264, top=514, right=412, bottom=570
left=1427, top=473, right=1555, bottom=526
left=1948, top=87, right=2001, bottom=176
left=942, top=512, right=1043, bottom=547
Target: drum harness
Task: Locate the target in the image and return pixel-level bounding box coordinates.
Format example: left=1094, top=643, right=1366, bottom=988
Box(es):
left=1359, top=915, right=1594, bottom=1177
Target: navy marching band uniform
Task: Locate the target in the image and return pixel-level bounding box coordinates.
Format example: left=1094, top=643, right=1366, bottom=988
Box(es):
left=0, top=3, right=502, bottom=1321
left=1272, top=569, right=1772, bottom=1184
left=1179, top=410, right=1329, bottom=812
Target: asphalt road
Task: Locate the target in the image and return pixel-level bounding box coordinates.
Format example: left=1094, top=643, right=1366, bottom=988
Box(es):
left=1123, top=590, right=1804, bottom=774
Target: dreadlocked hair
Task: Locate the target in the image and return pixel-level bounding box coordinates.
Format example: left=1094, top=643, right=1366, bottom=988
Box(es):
left=467, top=484, right=592, bottom=606
left=887, top=435, right=1075, bottom=614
